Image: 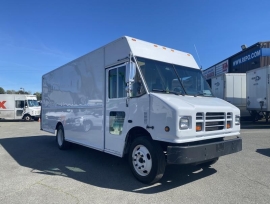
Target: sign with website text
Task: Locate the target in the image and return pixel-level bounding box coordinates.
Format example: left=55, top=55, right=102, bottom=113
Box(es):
left=202, top=66, right=215, bottom=80
left=216, top=60, right=228, bottom=76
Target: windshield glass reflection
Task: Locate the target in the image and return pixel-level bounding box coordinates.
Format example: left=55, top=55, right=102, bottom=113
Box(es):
left=136, top=57, right=213, bottom=97
left=28, top=100, right=39, bottom=107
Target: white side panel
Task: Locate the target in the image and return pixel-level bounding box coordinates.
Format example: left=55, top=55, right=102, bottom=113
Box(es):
left=211, top=75, right=224, bottom=99
left=246, top=67, right=268, bottom=110
left=42, top=48, right=105, bottom=150
left=225, top=75, right=244, bottom=106
left=0, top=95, right=15, bottom=119
left=225, top=74, right=246, bottom=106
left=223, top=74, right=247, bottom=116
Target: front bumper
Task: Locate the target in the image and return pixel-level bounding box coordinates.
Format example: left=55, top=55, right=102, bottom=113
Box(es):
left=167, top=137, right=242, bottom=164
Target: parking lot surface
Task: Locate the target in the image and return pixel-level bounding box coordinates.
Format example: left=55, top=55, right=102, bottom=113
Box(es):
left=0, top=121, right=270, bottom=204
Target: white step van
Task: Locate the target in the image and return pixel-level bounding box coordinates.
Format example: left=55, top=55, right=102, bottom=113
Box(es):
left=41, top=36, right=242, bottom=184
left=0, top=94, right=40, bottom=121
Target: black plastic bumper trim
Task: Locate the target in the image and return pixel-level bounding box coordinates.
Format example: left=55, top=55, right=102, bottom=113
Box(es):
left=167, top=137, right=242, bottom=164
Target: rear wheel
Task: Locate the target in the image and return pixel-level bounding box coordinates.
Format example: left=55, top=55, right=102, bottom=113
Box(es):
left=128, top=137, right=166, bottom=184
left=56, top=125, right=71, bottom=150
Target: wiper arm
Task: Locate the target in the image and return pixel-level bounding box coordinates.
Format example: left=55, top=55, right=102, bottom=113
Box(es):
left=152, top=89, right=184, bottom=96
left=194, top=92, right=212, bottom=97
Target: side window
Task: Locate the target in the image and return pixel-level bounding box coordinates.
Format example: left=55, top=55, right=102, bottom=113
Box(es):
left=109, top=111, right=125, bottom=135
left=108, top=66, right=126, bottom=99
left=118, top=66, right=126, bottom=98
left=109, top=69, right=117, bottom=98
left=15, top=100, right=24, bottom=108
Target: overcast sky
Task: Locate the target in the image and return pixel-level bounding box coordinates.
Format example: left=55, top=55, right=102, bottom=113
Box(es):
left=1, top=0, right=270, bottom=93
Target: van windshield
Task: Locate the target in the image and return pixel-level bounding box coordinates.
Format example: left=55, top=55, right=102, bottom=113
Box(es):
left=136, top=57, right=213, bottom=97
left=28, top=100, right=39, bottom=107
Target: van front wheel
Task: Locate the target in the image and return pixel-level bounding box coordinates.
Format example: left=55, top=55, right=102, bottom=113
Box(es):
left=128, top=137, right=166, bottom=184
left=24, top=115, right=32, bottom=121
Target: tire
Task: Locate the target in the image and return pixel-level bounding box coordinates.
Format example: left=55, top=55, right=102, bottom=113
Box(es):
left=128, top=137, right=166, bottom=184
left=199, top=158, right=219, bottom=167
left=83, top=121, right=92, bottom=132
left=56, top=125, right=71, bottom=150
left=24, top=115, right=32, bottom=121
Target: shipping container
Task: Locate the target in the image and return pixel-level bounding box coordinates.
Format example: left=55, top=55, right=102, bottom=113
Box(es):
left=246, top=65, right=270, bottom=122
left=211, top=73, right=249, bottom=118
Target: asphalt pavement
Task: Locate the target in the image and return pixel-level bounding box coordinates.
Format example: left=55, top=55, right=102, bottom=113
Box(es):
left=0, top=120, right=269, bottom=204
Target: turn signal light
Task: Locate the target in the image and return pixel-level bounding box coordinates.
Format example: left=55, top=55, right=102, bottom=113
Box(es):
left=165, top=126, right=170, bottom=132
left=227, top=122, right=231, bottom=129
left=196, top=124, right=202, bottom=131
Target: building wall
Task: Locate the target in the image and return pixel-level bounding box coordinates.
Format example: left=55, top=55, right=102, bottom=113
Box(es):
left=203, top=41, right=270, bottom=84
left=229, top=43, right=267, bottom=73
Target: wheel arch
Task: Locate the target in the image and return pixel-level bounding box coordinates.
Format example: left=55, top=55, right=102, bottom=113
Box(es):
left=55, top=122, right=63, bottom=132
left=23, top=114, right=32, bottom=120
left=123, top=126, right=152, bottom=156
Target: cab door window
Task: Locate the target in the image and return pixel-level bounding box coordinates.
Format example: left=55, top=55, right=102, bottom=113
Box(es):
left=15, top=100, right=24, bottom=108
left=109, top=66, right=126, bottom=98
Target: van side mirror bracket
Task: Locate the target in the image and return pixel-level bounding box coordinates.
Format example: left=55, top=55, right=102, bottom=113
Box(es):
left=125, top=62, right=136, bottom=107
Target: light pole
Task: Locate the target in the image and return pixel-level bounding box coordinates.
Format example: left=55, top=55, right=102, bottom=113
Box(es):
left=20, top=87, right=25, bottom=94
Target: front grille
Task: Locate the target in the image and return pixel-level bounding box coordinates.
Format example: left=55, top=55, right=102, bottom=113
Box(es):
left=206, top=112, right=225, bottom=120
left=196, top=113, right=203, bottom=120
left=196, top=112, right=232, bottom=132
left=205, top=121, right=224, bottom=131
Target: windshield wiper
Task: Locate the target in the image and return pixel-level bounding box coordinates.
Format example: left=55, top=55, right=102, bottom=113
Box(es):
left=194, top=92, right=212, bottom=97
left=152, top=89, right=184, bottom=96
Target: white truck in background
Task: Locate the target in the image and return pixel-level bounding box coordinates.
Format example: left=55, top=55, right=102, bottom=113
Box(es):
left=211, top=73, right=249, bottom=118
left=41, top=36, right=242, bottom=184
left=0, top=94, right=41, bottom=121
left=246, top=65, right=270, bottom=122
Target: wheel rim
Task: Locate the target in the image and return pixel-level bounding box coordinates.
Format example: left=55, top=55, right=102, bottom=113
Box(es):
left=132, top=145, right=152, bottom=176
left=25, top=116, right=31, bottom=121
left=57, top=129, right=64, bottom=146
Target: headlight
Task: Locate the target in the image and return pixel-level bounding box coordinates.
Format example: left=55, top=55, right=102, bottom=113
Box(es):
left=180, top=117, right=190, bottom=130
left=235, top=115, right=240, bottom=125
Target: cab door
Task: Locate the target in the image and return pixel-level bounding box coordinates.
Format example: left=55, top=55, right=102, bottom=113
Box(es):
left=105, top=64, right=129, bottom=156
left=14, top=100, right=25, bottom=119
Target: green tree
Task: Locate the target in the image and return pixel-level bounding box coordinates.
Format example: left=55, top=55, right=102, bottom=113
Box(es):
left=6, top=90, right=14, bottom=94
left=34, top=92, right=42, bottom=101
left=0, top=87, right=5, bottom=94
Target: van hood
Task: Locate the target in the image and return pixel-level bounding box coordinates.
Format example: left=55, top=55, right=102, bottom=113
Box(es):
left=150, top=93, right=240, bottom=113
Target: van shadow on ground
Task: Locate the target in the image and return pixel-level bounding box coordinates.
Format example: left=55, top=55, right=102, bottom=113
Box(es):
left=0, top=135, right=217, bottom=194
left=256, top=148, right=270, bottom=158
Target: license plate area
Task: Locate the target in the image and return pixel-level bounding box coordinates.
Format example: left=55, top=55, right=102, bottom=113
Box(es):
left=216, top=143, right=225, bottom=152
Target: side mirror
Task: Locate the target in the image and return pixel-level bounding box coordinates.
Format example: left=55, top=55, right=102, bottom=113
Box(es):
left=125, top=62, right=136, bottom=83
left=125, top=62, right=137, bottom=103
